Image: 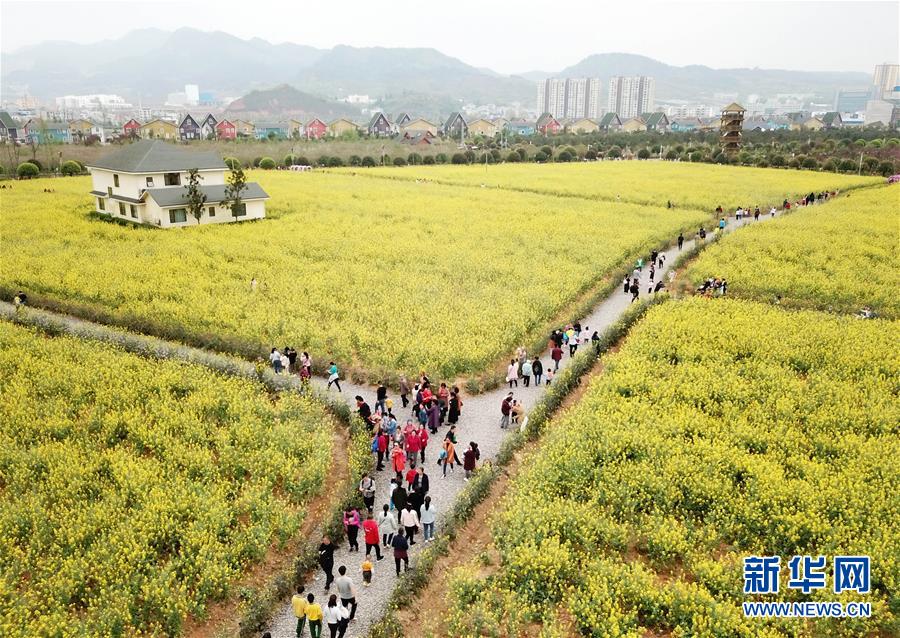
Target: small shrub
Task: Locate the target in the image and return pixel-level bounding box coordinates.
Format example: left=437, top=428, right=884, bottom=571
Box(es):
left=506, top=151, right=520, bottom=163
left=451, top=153, right=467, bottom=165
left=435, top=153, right=448, bottom=164
left=60, top=160, right=82, bottom=176
left=534, top=151, right=548, bottom=162
left=224, top=157, right=242, bottom=170
left=361, top=156, right=376, bottom=167
left=393, top=157, right=407, bottom=166
left=258, top=157, right=276, bottom=170
left=637, top=148, right=651, bottom=160
left=17, top=162, right=40, bottom=179
left=328, top=156, right=344, bottom=167
left=422, top=155, right=435, bottom=165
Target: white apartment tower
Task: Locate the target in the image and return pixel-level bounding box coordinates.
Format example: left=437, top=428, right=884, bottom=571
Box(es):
left=537, top=78, right=603, bottom=119
left=873, top=63, right=899, bottom=98
left=607, top=76, right=655, bottom=119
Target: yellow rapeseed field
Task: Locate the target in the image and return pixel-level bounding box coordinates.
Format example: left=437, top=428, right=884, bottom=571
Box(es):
left=1, top=171, right=707, bottom=379
left=686, top=185, right=900, bottom=318
left=446, top=299, right=899, bottom=637
left=0, top=321, right=333, bottom=638
left=335, top=161, right=882, bottom=210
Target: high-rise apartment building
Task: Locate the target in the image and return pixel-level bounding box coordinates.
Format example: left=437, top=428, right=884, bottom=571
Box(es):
left=873, top=63, right=899, bottom=98
left=536, top=78, right=603, bottom=119
left=607, top=76, right=655, bottom=118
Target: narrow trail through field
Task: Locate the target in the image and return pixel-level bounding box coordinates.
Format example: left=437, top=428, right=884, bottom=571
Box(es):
left=264, top=209, right=778, bottom=638
left=0, top=205, right=785, bottom=638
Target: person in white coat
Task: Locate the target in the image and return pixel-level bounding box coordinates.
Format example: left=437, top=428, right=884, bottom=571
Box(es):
left=322, top=594, right=350, bottom=638
left=399, top=503, right=420, bottom=545
left=377, top=503, right=397, bottom=547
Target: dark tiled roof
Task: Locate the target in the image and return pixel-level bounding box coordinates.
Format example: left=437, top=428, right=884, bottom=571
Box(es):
left=145, top=182, right=269, bottom=208
left=0, top=111, right=18, bottom=128
left=598, top=113, right=620, bottom=127
left=368, top=112, right=391, bottom=128
left=87, top=140, right=226, bottom=172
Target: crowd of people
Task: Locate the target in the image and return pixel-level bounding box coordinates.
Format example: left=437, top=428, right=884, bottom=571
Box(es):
left=269, top=200, right=819, bottom=637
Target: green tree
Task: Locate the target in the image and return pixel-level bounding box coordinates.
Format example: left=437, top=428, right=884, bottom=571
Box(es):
left=451, top=153, right=467, bottom=164
left=16, top=162, right=39, bottom=178
left=822, top=159, right=839, bottom=173
left=225, top=165, right=248, bottom=221
left=317, top=155, right=330, bottom=167
left=689, top=151, right=703, bottom=162
left=557, top=150, right=573, bottom=162
left=328, top=156, right=344, bottom=167
left=186, top=168, right=207, bottom=224
left=60, top=160, right=82, bottom=176
left=516, top=148, right=528, bottom=161
left=770, top=155, right=786, bottom=167
left=664, top=149, right=677, bottom=160
left=408, top=152, right=423, bottom=165
left=506, top=151, right=520, bottom=162
left=862, top=156, right=880, bottom=172
left=283, top=154, right=297, bottom=166
left=801, top=157, right=818, bottom=170
left=393, top=156, right=407, bottom=166
left=534, top=151, right=548, bottom=162
left=361, top=156, right=376, bottom=167
left=349, top=155, right=362, bottom=167
left=838, top=158, right=856, bottom=172
left=224, top=157, right=241, bottom=170
left=637, top=148, right=651, bottom=160
left=878, top=160, right=895, bottom=176
left=423, top=155, right=435, bottom=165
left=435, top=153, right=449, bottom=164
left=259, top=157, right=276, bottom=169
left=585, top=149, right=598, bottom=160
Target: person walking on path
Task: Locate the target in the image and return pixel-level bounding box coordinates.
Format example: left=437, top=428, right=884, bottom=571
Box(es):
left=318, top=536, right=336, bottom=591
left=377, top=504, right=397, bottom=547
left=427, top=399, right=441, bottom=434
left=361, top=555, right=373, bottom=587
left=322, top=595, right=350, bottom=638
left=362, top=513, right=383, bottom=560
left=334, top=566, right=357, bottom=622
left=343, top=508, right=360, bottom=552
left=421, top=495, right=437, bottom=542
left=391, top=479, right=407, bottom=514
left=376, top=381, right=388, bottom=414
left=391, top=442, right=405, bottom=482
left=405, top=427, right=420, bottom=469
left=532, top=357, right=543, bottom=386
left=623, top=275, right=630, bottom=294
left=327, top=362, right=341, bottom=392
left=447, top=390, right=461, bottom=424
left=358, top=473, right=376, bottom=512
left=304, top=593, right=323, bottom=638
left=521, top=358, right=533, bottom=387
left=416, top=423, right=429, bottom=463
left=391, top=532, right=409, bottom=575
left=500, top=392, right=513, bottom=429
left=399, top=376, right=410, bottom=408
left=412, top=465, right=430, bottom=497
left=291, top=587, right=308, bottom=638
left=463, top=442, right=479, bottom=480
left=375, top=431, right=388, bottom=471
left=630, top=279, right=640, bottom=303
left=506, top=359, right=518, bottom=388
left=400, top=503, right=420, bottom=544
left=551, top=343, right=563, bottom=371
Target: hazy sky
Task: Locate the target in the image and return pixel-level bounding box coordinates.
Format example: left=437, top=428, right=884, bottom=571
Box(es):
left=2, top=0, right=897, bottom=74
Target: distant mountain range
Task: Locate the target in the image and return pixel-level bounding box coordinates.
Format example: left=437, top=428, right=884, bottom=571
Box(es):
left=2, top=28, right=873, bottom=114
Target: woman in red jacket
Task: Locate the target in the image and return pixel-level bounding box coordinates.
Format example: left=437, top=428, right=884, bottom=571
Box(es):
left=391, top=443, right=406, bottom=482
left=362, top=513, right=383, bottom=560
left=405, top=429, right=420, bottom=469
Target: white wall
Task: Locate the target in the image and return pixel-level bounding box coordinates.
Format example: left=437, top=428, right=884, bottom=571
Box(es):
left=90, top=168, right=227, bottom=199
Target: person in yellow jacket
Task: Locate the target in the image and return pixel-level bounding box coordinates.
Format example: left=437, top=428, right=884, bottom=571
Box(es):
left=291, top=587, right=307, bottom=637
left=304, top=592, right=323, bottom=638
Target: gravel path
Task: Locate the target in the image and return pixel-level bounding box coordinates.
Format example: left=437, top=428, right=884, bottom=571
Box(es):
left=266, top=211, right=768, bottom=638
left=0, top=209, right=773, bottom=638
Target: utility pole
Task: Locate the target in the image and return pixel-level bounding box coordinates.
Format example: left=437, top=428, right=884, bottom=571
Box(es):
left=858, top=151, right=863, bottom=175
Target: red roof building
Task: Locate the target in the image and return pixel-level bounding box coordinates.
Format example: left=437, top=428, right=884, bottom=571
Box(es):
left=216, top=119, right=236, bottom=140
left=306, top=118, right=328, bottom=140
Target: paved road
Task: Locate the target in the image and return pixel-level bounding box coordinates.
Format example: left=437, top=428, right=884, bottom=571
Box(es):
left=266, top=211, right=769, bottom=638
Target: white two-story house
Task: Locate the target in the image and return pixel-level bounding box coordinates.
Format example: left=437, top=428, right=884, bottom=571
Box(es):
left=86, top=140, right=269, bottom=228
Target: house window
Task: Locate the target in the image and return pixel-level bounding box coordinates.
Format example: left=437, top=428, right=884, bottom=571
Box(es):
left=97, top=197, right=105, bottom=211
left=113, top=174, right=119, bottom=187
left=119, top=202, right=126, bottom=216
left=232, top=203, right=247, bottom=217
left=146, top=177, right=154, bottom=187
left=168, top=208, right=187, bottom=224
left=208, top=206, right=215, bottom=217
left=130, top=205, right=137, bottom=219
left=164, top=173, right=180, bottom=186
left=107, top=186, right=113, bottom=196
